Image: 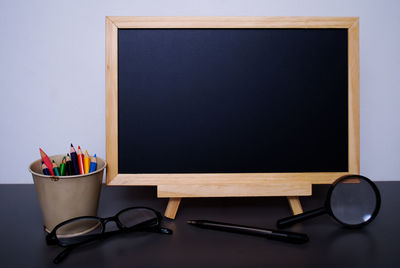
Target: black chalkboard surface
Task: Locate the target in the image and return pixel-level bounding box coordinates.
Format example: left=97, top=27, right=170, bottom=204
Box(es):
left=118, top=29, right=348, bottom=174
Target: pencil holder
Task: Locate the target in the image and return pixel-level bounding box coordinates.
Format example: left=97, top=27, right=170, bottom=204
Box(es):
left=29, top=154, right=106, bottom=233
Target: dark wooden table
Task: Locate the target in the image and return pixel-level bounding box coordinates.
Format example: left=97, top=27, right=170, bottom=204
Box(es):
left=0, top=182, right=398, bottom=267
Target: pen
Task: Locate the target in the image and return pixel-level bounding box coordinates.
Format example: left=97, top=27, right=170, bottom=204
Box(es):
left=187, top=220, right=309, bottom=244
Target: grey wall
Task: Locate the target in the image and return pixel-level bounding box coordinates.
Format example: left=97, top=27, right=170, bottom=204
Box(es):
left=0, top=0, right=399, bottom=183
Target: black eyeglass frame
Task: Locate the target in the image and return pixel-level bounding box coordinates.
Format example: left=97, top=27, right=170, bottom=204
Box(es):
left=46, top=206, right=171, bottom=247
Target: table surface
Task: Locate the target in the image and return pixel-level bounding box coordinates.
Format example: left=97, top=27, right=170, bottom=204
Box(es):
left=0, top=182, right=399, bottom=268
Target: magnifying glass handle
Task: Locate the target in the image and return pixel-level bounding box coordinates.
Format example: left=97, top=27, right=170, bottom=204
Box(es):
left=277, top=207, right=327, bottom=228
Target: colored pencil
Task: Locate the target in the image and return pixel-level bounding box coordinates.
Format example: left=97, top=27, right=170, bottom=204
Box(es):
left=66, top=154, right=74, bottom=176
left=77, top=146, right=85, bottom=175
left=39, top=148, right=54, bottom=176
left=84, top=150, right=90, bottom=174
left=89, top=154, right=97, bottom=173
left=41, top=161, right=50, bottom=175
left=70, top=144, right=80, bottom=175
left=52, top=160, right=61, bottom=176
left=60, top=157, right=66, bottom=176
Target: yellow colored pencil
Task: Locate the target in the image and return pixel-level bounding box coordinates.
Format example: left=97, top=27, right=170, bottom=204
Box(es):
left=84, top=150, right=90, bottom=174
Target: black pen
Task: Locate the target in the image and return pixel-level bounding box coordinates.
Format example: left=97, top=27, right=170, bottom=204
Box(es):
left=187, top=220, right=309, bottom=244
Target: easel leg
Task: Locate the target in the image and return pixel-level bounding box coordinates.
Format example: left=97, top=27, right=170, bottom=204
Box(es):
left=287, top=196, right=303, bottom=215
left=164, top=198, right=182, bottom=219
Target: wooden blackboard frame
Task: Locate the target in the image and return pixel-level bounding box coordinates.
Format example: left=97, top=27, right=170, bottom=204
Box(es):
left=105, top=16, right=359, bottom=219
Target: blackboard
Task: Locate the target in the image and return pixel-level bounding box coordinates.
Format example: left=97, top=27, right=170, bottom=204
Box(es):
left=117, top=29, right=348, bottom=174
left=106, top=17, right=360, bottom=219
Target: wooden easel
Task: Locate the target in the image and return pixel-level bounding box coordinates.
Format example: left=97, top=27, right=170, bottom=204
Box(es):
left=157, top=180, right=310, bottom=219
left=107, top=173, right=350, bottom=219
left=165, top=197, right=303, bottom=219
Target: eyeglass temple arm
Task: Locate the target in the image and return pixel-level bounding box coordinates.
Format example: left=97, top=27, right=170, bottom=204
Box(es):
left=46, top=234, right=58, bottom=245
left=152, top=226, right=173, bottom=234
left=129, top=223, right=173, bottom=234
left=53, top=245, right=76, bottom=264
left=129, top=217, right=173, bottom=234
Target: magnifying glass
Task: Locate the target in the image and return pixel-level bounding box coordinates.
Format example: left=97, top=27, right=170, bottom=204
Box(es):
left=277, top=175, right=381, bottom=228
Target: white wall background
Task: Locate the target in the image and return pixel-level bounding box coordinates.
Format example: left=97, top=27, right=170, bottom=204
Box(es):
left=0, top=0, right=399, bottom=183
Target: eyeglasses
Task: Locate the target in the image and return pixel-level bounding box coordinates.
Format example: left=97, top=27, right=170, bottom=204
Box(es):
left=46, top=207, right=172, bottom=264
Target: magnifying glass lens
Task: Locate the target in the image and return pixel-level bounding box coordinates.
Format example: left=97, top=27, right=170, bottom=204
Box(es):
left=330, top=177, right=378, bottom=225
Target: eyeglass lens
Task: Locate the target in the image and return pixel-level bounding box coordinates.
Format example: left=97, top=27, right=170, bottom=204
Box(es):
left=54, top=208, right=159, bottom=245
left=117, top=208, right=158, bottom=228
left=56, top=219, right=103, bottom=244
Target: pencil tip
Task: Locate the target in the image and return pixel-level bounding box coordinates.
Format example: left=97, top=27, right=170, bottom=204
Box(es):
left=70, top=143, right=73, bottom=147
left=94, top=154, right=96, bottom=157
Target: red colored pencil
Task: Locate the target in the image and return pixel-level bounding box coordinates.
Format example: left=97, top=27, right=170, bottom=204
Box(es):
left=39, top=148, right=54, bottom=176
left=77, top=146, right=85, bottom=175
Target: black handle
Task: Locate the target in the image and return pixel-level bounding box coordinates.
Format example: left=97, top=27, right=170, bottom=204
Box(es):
left=267, top=230, right=309, bottom=244
left=277, top=207, right=327, bottom=229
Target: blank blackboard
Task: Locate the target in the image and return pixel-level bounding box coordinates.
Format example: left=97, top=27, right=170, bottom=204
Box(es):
left=118, top=29, right=348, bottom=174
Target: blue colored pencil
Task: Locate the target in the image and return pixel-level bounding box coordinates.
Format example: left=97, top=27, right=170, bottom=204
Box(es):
left=89, top=154, right=97, bottom=173
left=41, top=161, right=50, bottom=175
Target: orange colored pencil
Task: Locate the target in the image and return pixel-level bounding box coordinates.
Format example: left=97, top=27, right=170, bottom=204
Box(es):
left=84, top=150, right=90, bottom=174
left=77, top=146, right=85, bottom=175
left=39, top=148, right=54, bottom=176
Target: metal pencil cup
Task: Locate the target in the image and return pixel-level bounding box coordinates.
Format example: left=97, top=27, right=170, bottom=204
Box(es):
left=29, top=154, right=106, bottom=233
